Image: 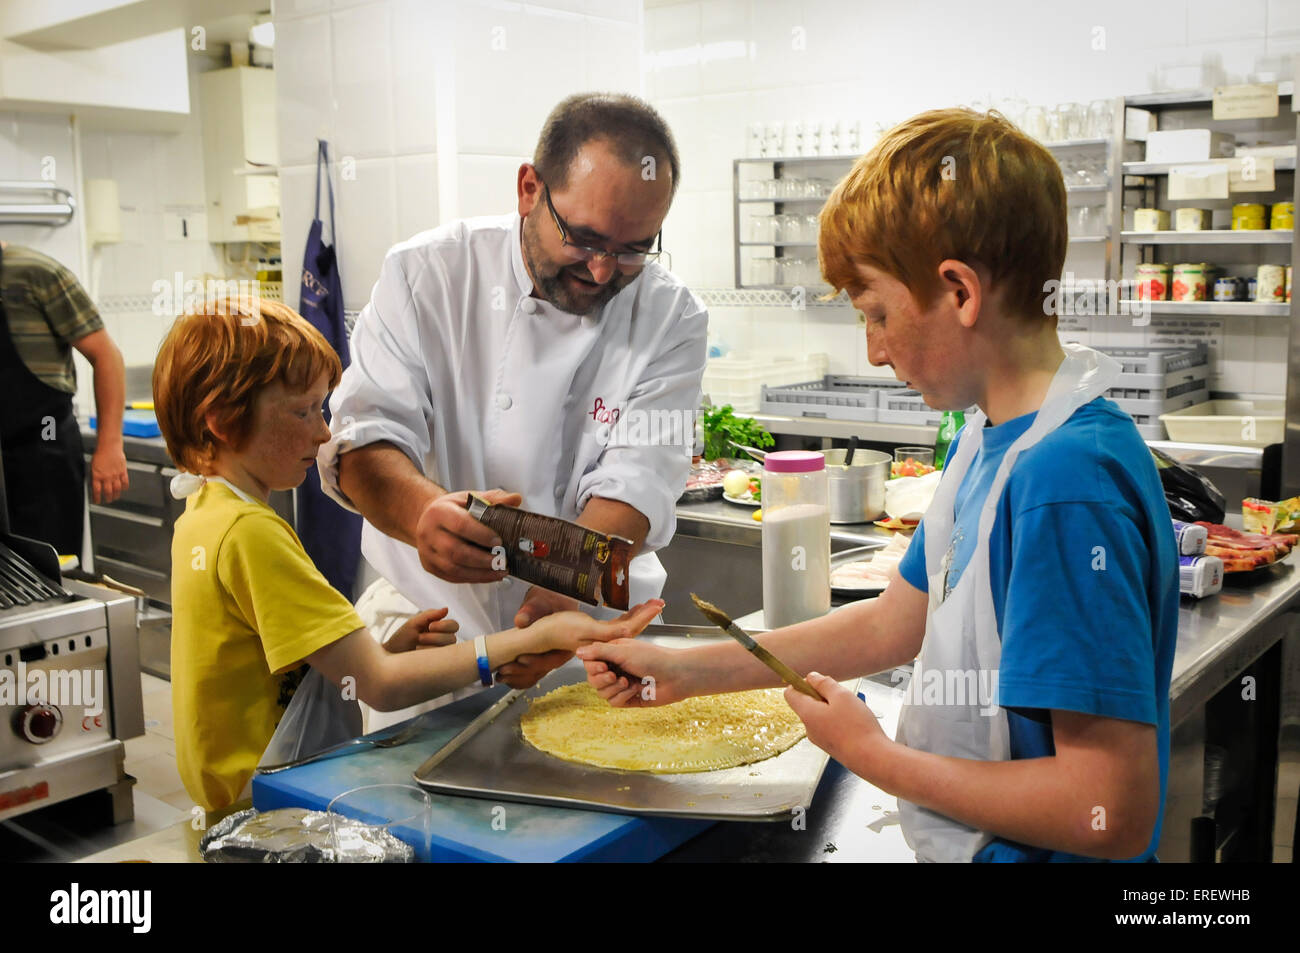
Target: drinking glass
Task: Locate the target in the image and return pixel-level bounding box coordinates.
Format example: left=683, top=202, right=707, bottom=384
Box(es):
left=327, top=783, right=433, bottom=863
left=1086, top=99, right=1113, bottom=139
left=1059, top=103, right=1085, bottom=141
left=765, top=121, right=785, bottom=158
left=1023, top=105, right=1048, bottom=140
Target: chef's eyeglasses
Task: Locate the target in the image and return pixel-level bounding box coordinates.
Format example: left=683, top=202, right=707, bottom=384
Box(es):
left=542, top=183, right=667, bottom=270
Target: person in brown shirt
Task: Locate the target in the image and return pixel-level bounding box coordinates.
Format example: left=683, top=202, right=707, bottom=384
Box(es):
left=0, top=241, right=127, bottom=557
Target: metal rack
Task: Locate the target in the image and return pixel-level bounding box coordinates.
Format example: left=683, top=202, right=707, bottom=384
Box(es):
left=1115, top=85, right=1297, bottom=488
left=0, top=181, right=76, bottom=226
left=732, top=153, right=855, bottom=292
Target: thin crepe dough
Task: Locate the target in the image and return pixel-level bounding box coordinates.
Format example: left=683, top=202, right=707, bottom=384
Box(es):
left=520, top=683, right=805, bottom=773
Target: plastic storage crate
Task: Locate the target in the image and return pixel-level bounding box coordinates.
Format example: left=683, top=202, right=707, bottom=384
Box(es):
left=1098, top=345, right=1210, bottom=440
left=759, top=375, right=902, bottom=422
left=1099, top=345, right=1208, bottom=389
left=1108, top=380, right=1209, bottom=418
left=702, top=353, right=829, bottom=413
left=876, top=389, right=943, bottom=426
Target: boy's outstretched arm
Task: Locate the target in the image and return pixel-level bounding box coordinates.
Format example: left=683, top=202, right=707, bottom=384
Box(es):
left=787, top=675, right=1161, bottom=860
left=578, top=571, right=929, bottom=707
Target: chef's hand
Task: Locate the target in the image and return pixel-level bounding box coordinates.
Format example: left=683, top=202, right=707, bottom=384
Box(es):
left=91, top=442, right=129, bottom=504
left=576, top=637, right=686, bottom=708
left=383, top=607, right=460, bottom=654
left=413, top=489, right=522, bottom=584
left=514, top=584, right=580, bottom=628
left=783, top=673, right=887, bottom=774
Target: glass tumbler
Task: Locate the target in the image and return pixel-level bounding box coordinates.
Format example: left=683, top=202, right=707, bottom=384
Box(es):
left=327, top=783, right=433, bottom=863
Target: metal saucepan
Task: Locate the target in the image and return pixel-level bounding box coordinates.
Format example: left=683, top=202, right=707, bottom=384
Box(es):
left=823, top=447, right=890, bottom=524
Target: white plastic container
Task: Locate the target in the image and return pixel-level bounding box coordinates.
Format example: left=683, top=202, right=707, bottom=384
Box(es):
left=702, top=353, right=829, bottom=412
left=1159, top=399, right=1285, bottom=447
left=762, top=450, right=830, bottom=629
left=1144, top=129, right=1235, bottom=163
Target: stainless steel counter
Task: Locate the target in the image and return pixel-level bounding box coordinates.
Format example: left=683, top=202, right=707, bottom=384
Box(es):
left=675, top=497, right=895, bottom=548
left=1171, top=561, right=1300, bottom=725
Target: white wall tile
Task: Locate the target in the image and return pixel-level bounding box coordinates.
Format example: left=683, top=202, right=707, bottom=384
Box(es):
left=1268, top=0, right=1300, bottom=35
left=278, top=0, right=334, bottom=18
left=456, top=154, right=527, bottom=220
left=644, top=0, right=701, bottom=99
left=274, top=13, right=335, bottom=167
left=698, top=0, right=752, bottom=94
left=584, top=0, right=641, bottom=23
left=584, top=16, right=642, bottom=94
left=334, top=157, right=397, bottom=311
left=1188, top=0, right=1266, bottom=43
left=393, top=153, right=440, bottom=240
left=331, top=3, right=396, bottom=159
left=454, top=4, right=576, bottom=156
left=278, top=163, right=321, bottom=312
left=389, top=0, right=440, bottom=155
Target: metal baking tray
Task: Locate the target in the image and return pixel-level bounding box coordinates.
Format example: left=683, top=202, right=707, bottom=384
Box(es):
left=413, top=638, right=858, bottom=822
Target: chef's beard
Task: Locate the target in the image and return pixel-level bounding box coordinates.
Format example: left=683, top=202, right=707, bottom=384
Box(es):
left=520, top=213, right=636, bottom=316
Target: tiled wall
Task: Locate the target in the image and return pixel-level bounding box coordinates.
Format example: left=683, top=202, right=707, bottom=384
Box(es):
left=647, top=0, right=1300, bottom=394
left=273, top=0, right=643, bottom=314
left=2, top=51, right=230, bottom=413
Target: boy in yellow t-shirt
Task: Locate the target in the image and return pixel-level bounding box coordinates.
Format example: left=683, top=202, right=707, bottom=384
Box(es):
left=154, top=298, right=662, bottom=811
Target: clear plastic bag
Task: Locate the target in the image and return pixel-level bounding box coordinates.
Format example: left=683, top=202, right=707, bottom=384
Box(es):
left=257, top=666, right=363, bottom=768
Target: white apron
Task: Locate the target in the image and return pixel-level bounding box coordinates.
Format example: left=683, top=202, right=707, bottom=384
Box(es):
left=895, top=343, right=1122, bottom=862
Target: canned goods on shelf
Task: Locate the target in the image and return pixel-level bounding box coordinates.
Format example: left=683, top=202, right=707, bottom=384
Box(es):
left=1174, top=208, right=1210, bottom=231
left=1256, top=264, right=1286, bottom=301
left=1232, top=201, right=1267, bottom=231
left=1213, top=277, right=1240, bottom=301
left=1171, top=263, right=1207, bottom=302
left=1134, top=208, right=1169, bottom=232
left=1134, top=262, right=1170, bottom=301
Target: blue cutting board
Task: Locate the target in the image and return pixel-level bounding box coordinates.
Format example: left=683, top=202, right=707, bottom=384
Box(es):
left=252, top=686, right=713, bottom=862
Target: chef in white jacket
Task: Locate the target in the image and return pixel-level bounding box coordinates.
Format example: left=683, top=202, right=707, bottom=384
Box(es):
left=318, top=93, right=707, bottom=718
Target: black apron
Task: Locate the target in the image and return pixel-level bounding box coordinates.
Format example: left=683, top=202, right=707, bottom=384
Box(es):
left=296, top=140, right=362, bottom=597
left=0, top=243, right=86, bottom=557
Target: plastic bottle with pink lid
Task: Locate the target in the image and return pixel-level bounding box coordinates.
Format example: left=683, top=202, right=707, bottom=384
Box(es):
left=762, top=450, right=831, bottom=628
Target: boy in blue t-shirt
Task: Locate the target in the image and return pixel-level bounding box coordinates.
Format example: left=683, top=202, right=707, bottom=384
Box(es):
left=578, top=108, right=1179, bottom=862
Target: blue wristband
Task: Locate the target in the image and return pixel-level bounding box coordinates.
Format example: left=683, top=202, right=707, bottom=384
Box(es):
left=474, top=635, right=492, bottom=687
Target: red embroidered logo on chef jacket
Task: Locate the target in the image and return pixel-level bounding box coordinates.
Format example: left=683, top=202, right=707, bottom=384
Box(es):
left=589, top=398, right=621, bottom=425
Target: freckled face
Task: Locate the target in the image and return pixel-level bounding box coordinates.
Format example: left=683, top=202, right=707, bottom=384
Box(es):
left=849, top=264, right=971, bottom=411
left=237, top=375, right=332, bottom=494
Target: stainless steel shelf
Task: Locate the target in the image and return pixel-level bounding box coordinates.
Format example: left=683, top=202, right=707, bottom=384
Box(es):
left=736, top=155, right=859, bottom=165
left=1043, top=137, right=1111, bottom=149
left=1068, top=236, right=1108, bottom=243
left=1119, top=299, right=1292, bottom=317
left=741, top=414, right=1266, bottom=470
left=1147, top=440, right=1264, bottom=470
left=742, top=412, right=937, bottom=444
left=1125, top=82, right=1294, bottom=108
left=1124, top=156, right=1296, bottom=174
left=1066, top=183, right=1111, bottom=193
left=1122, top=229, right=1293, bottom=244
left=737, top=196, right=828, bottom=204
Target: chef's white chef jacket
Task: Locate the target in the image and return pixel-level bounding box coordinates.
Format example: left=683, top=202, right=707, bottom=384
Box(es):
left=318, top=212, right=707, bottom=712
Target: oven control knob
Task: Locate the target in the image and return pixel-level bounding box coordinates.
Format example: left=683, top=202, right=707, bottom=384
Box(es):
left=16, top=704, right=63, bottom=744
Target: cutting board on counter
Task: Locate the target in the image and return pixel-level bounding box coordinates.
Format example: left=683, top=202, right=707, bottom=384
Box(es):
left=252, top=685, right=712, bottom=862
